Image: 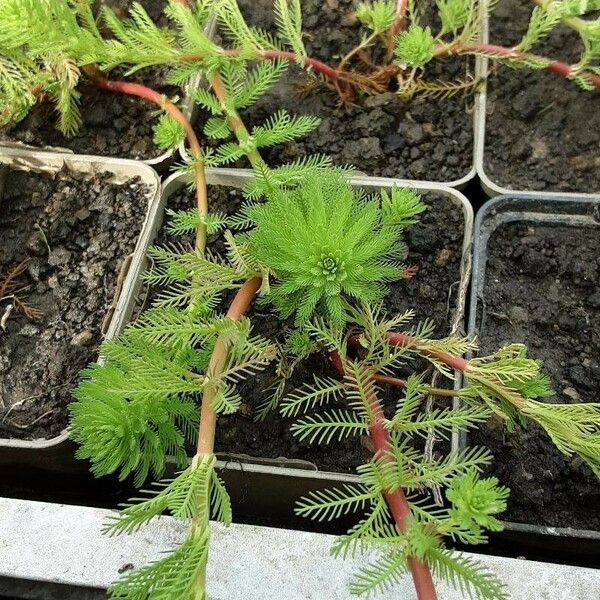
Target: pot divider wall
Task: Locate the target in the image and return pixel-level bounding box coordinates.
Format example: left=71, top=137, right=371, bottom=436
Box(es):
left=474, top=9, right=600, bottom=199
left=0, top=147, right=161, bottom=475
left=467, top=194, right=600, bottom=557
left=148, top=169, right=474, bottom=521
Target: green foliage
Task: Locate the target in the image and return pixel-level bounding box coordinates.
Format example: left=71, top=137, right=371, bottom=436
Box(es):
left=7, top=2, right=595, bottom=599
left=108, top=530, right=209, bottom=600
left=154, top=114, right=186, bottom=150
left=253, top=109, right=321, bottom=148
left=274, top=0, right=306, bottom=59
left=165, top=208, right=227, bottom=237
left=0, top=0, right=218, bottom=134
left=240, top=156, right=348, bottom=200
left=243, top=172, right=424, bottom=328
left=435, top=0, right=472, bottom=35
left=282, top=304, right=512, bottom=598
left=427, top=549, right=509, bottom=600
left=70, top=229, right=276, bottom=486
left=0, top=0, right=97, bottom=133
left=355, top=1, right=397, bottom=34
left=460, top=343, right=600, bottom=475
left=104, top=454, right=231, bottom=536
left=446, top=468, right=509, bottom=533
left=394, top=25, right=435, bottom=67
left=278, top=299, right=600, bottom=597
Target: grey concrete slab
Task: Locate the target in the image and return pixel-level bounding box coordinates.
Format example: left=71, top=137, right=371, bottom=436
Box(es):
left=0, top=498, right=597, bottom=599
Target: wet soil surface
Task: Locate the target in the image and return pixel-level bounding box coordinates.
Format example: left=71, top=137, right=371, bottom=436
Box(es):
left=0, top=0, right=179, bottom=161
left=473, top=220, right=600, bottom=530
left=151, top=184, right=465, bottom=472
left=483, top=0, right=600, bottom=193
left=0, top=167, right=149, bottom=440
left=200, top=0, right=475, bottom=182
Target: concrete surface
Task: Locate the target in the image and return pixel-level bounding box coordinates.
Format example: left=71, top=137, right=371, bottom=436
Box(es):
left=0, top=498, right=598, bottom=599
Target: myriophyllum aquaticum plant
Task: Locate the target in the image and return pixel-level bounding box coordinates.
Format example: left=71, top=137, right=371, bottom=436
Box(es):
left=1, top=2, right=600, bottom=600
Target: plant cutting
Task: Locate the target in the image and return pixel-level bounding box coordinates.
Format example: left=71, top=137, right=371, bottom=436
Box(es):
left=2, top=1, right=600, bottom=599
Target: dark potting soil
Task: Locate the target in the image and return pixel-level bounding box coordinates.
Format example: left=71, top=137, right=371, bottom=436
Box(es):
left=473, top=220, right=600, bottom=530
left=0, top=167, right=149, bottom=440
left=201, top=0, right=474, bottom=182
left=0, top=0, right=178, bottom=161
left=483, top=0, right=600, bottom=193
left=153, top=184, right=465, bottom=473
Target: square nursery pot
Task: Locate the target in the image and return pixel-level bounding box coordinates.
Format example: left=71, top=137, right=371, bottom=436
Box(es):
left=0, top=9, right=216, bottom=173
left=0, top=147, right=161, bottom=497
left=475, top=2, right=600, bottom=198
left=119, top=167, right=474, bottom=524
left=467, top=194, right=600, bottom=559
left=184, top=1, right=482, bottom=188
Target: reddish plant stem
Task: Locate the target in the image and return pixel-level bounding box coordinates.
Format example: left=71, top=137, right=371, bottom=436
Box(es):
left=190, top=40, right=600, bottom=91
left=373, top=373, right=457, bottom=396
left=391, top=0, right=408, bottom=36
left=259, top=49, right=341, bottom=80
left=328, top=352, right=438, bottom=598
left=81, top=65, right=209, bottom=252
left=381, top=332, right=468, bottom=372
left=328, top=351, right=456, bottom=397
left=356, top=358, right=438, bottom=599
left=197, top=276, right=262, bottom=455
left=370, top=413, right=438, bottom=600
left=329, top=350, right=438, bottom=597
left=439, top=42, right=600, bottom=88
left=179, top=48, right=342, bottom=81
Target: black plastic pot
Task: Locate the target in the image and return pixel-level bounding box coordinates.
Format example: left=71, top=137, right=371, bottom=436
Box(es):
left=467, top=194, right=600, bottom=560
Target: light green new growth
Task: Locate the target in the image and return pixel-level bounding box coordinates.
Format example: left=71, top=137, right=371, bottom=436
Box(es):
left=395, top=24, right=435, bottom=67
left=242, top=173, right=425, bottom=328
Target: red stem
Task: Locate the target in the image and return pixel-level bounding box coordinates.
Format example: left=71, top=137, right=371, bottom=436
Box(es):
left=197, top=277, right=262, bottom=455
left=82, top=65, right=208, bottom=250
left=453, top=43, right=600, bottom=88
left=263, top=49, right=340, bottom=80
left=329, top=353, right=457, bottom=396
left=328, top=350, right=437, bottom=598
left=83, top=66, right=203, bottom=157
left=180, top=48, right=340, bottom=80
left=367, top=376, right=438, bottom=599
left=383, top=332, right=469, bottom=372
left=391, top=0, right=408, bottom=36
left=181, top=49, right=347, bottom=91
